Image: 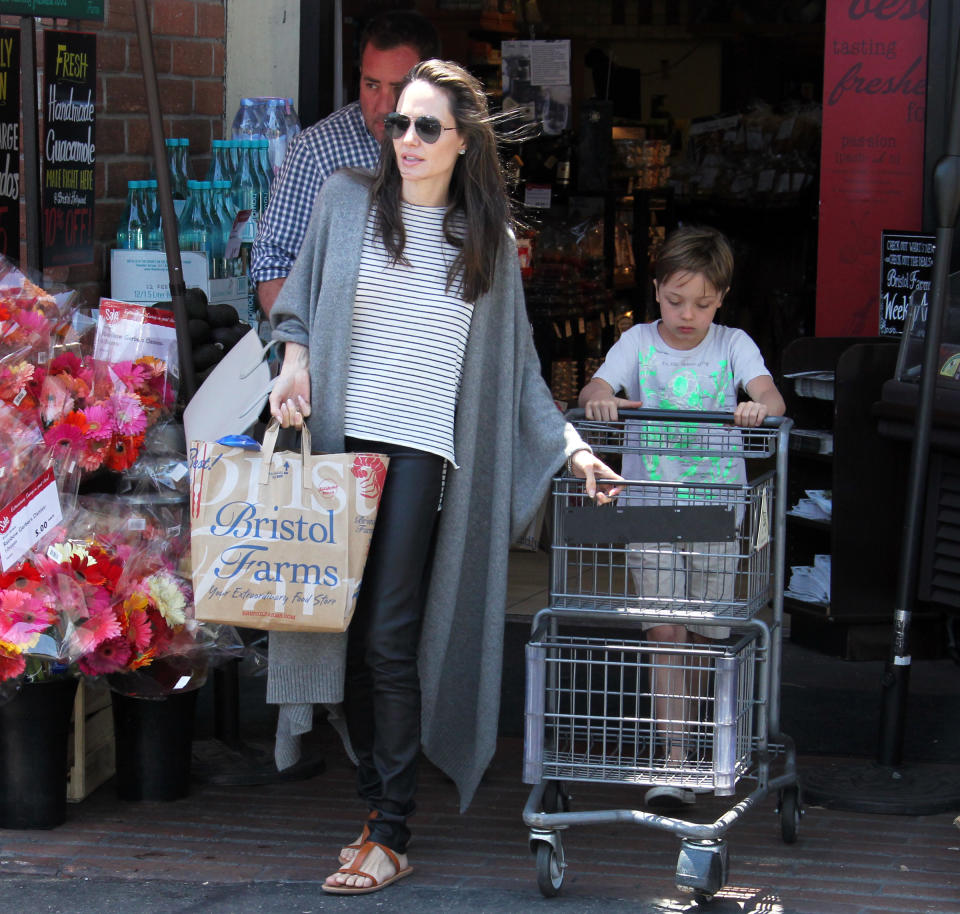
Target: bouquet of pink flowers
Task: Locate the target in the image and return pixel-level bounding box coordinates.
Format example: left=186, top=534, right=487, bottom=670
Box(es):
left=37, top=351, right=175, bottom=475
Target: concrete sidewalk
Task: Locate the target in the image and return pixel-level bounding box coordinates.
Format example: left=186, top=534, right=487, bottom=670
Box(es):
left=1, top=729, right=958, bottom=914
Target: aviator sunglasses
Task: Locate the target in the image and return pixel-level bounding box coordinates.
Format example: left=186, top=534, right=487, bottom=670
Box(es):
left=383, top=111, right=457, bottom=144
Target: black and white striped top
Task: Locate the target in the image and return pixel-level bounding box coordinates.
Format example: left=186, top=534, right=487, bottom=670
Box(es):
left=343, top=202, right=474, bottom=465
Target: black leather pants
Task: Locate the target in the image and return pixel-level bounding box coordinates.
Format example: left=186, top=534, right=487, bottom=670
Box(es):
left=342, top=438, right=444, bottom=855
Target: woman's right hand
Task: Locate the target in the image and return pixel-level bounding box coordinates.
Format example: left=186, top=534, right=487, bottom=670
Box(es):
left=269, top=343, right=312, bottom=429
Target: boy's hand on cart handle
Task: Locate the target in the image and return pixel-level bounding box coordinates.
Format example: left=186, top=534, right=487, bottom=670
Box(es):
left=579, top=378, right=642, bottom=421
left=570, top=450, right=624, bottom=505
left=733, top=400, right=769, bottom=428
left=584, top=396, right=644, bottom=422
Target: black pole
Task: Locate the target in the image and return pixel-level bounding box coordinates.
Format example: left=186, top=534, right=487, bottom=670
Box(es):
left=131, top=0, right=196, bottom=401
left=877, top=31, right=960, bottom=767
left=20, top=17, right=40, bottom=274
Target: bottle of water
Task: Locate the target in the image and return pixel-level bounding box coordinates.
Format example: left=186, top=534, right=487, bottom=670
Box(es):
left=143, top=179, right=159, bottom=229
left=178, top=180, right=212, bottom=269
left=128, top=181, right=152, bottom=250
left=284, top=98, right=302, bottom=142
left=178, top=137, right=195, bottom=183
left=230, top=140, right=265, bottom=323
left=232, top=97, right=263, bottom=140
left=253, top=138, right=273, bottom=208
left=262, top=98, right=288, bottom=177
left=211, top=179, right=239, bottom=278
left=115, top=180, right=136, bottom=249
left=197, top=181, right=224, bottom=280
left=163, top=137, right=188, bottom=215
left=207, top=139, right=234, bottom=184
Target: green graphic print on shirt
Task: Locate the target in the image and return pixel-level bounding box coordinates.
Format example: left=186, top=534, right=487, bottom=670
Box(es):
left=635, top=344, right=741, bottom=493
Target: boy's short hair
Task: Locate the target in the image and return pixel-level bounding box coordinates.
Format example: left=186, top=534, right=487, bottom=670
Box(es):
left=655, top=225, right=734, bottom=293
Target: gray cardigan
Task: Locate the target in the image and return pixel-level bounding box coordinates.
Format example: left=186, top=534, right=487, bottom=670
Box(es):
left=267, top=170, right=585, bottom=809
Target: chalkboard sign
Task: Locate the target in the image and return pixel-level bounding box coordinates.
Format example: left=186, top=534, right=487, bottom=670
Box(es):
left=0, top=28, right=19, bottom=262
left=879, top=230, right=935, bottom=337
left=42, top=29, right=96, bottom=268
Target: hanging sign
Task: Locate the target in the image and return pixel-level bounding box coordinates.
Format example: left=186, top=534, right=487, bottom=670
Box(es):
left=0, top=2, right=104, bottom=19
left=815, top=0, right=928, bottom=337
left=879, top=229, right=935, bottom=337
left=0, top=28, right=19, bottom=262
left=41, top=29, right=96, bottom=267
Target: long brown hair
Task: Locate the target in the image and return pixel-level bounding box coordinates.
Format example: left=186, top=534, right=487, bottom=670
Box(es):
left=370, top=59, right=513, bottom=304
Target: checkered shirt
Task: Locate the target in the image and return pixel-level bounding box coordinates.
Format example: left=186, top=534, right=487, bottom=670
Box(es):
left=250, top=101, right=380, bottom=286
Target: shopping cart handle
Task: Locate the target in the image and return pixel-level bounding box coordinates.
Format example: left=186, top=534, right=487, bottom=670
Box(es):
left=564, top=407, right=788, bottom=429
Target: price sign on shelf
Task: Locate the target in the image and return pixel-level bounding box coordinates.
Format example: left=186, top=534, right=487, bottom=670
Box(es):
left=0, top=468, right=63, bottom=571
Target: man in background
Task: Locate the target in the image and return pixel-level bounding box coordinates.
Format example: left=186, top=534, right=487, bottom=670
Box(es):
left=251, top=10, right=440, bottom=315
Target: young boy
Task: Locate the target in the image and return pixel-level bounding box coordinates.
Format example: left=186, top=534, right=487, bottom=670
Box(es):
left=578, top=225, right=786, bottom=808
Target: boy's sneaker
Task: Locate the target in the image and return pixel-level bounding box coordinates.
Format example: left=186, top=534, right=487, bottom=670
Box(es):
left=644, top=785, right=697, bottom=808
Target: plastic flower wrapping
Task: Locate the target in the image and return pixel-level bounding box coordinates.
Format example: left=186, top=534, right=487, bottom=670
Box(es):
left=0, top=257, right=242, bottom=700
left=0, top=498, right=242, bottom=701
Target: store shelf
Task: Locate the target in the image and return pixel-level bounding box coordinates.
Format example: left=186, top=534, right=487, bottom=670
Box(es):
left=780, top=337, right=907, bottom=656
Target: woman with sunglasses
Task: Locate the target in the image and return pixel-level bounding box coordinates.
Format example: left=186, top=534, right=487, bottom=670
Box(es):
left=267, top=59, right=622, bottom=896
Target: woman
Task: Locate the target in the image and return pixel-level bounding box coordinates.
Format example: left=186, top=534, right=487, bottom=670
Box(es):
left=267, top=59, right=621, bottom=895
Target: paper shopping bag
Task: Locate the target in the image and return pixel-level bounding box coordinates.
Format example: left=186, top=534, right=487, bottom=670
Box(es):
left=188, top=420, right=388, bottom=632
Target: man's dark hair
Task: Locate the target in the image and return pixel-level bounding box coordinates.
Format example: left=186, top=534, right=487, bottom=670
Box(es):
left=359, top=9, right=440, bottom=62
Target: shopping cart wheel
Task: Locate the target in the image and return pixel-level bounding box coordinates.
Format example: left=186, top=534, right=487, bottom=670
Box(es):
left=542, top=780, right=571, bottom=813
left=778, top=785, right=801, bottom=844
left=675, top=838, right=728, bottom=898
left=535, top=838, right=566, bottom=897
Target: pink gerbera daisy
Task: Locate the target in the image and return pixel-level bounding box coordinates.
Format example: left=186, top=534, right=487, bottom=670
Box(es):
left=108, top=392, right=148, bottom=436
left=111, top=360, right=150, bottom=391
left=82, top=402, right=114, bottom=441
left=125, top=611, right=153, bottom=653
left=0, top=591, right=58, bottom=645
left=43, top=413, right=88, bottom=452
left=77, top=636, right=131, bottom=675
left=74, top=605, right=122, bottom=652
left=48, top=352, right=83, bottom=376
left=13, top=307, right=50, bottom=337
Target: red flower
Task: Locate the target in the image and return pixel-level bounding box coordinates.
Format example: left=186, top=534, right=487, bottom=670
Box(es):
left=0, top=646, right=25, bottom=682
left=103, top=434, right=144, bottom=472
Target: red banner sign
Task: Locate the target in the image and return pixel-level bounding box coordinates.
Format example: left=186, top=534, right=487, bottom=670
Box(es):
left=815, top=0, right=928, bottom=337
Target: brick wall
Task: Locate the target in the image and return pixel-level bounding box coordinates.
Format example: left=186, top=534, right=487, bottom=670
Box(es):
left=2, top=0, right=226, bottom=305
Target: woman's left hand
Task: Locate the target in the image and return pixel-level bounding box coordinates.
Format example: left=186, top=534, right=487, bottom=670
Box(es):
left=569, top=450, right=624, bottom=505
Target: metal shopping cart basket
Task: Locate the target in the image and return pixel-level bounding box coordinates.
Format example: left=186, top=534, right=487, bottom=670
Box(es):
left=522, top=410, right=800, bottom=899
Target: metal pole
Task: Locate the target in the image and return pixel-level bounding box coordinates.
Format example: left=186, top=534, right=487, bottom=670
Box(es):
left=20, top=16, right=40, bottom=274
left=877, top=29, right=960, bottom=767
left=131, top=0, right=196, bottom=401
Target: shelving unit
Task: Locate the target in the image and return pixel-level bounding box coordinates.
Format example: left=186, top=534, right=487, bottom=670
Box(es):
left=780, top=336, right=908, bottom=658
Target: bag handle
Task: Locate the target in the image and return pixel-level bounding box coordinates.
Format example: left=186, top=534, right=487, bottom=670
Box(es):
left=259, top=417, right=313, bottom=491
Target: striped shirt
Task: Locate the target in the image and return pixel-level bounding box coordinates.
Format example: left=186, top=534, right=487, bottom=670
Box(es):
left=250, top=102, right=379, bottom=286
left=343, top=203, right=473, bottom=465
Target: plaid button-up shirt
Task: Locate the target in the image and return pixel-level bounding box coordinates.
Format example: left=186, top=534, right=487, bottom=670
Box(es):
left=250, top=101, right=380, bottom=286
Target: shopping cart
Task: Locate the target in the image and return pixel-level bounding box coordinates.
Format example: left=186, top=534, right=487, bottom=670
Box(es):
left=522, top=409, right=800, bottom=899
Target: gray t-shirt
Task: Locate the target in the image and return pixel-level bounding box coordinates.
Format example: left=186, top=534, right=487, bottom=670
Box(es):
left=593, top=320, right=771, bottom=490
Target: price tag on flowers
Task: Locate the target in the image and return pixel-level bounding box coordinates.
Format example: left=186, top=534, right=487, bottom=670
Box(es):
left=0, top=467, right=63, bottom=571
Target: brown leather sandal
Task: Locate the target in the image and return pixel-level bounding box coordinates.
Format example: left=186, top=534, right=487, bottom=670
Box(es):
left=338, top=810, right=377, bottom=865
left=322, top=840, right=413, bottom=895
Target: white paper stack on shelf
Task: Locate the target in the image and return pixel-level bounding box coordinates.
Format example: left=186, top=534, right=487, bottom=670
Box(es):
left=784, top=370, right=835, bottom=400
left=785, top=553, right=831, bottom=604
left=787, top=489, right=832, bottom=521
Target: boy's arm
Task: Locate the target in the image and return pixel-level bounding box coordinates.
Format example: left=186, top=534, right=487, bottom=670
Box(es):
left=579, top=377, right=644, bottom=421
left=735, top=375, right=787, bottom=427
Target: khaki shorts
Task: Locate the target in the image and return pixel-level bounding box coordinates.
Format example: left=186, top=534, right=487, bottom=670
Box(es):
left=626, top=540, right=738, bottom=640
